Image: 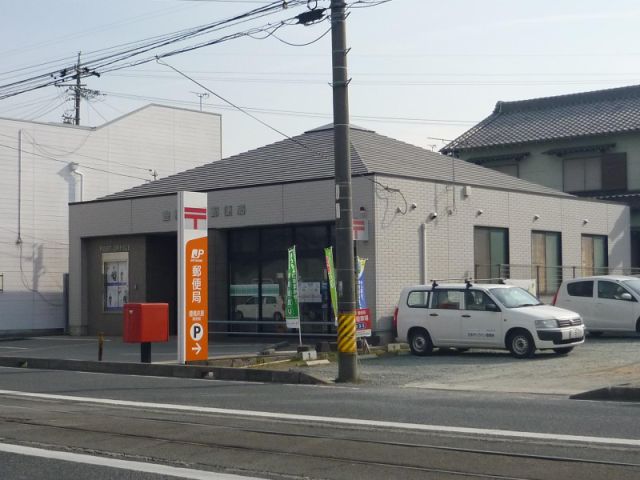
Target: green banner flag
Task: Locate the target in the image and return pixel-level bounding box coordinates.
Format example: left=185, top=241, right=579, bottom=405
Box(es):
left=324, top=246, right=338, bottom=324
left=285, top=246, right=300, bottom=329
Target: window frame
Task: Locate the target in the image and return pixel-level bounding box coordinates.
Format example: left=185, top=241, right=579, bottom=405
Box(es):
left=566, top=280, right=594, bottom=298
left=406, top=290, right=430, bottom=309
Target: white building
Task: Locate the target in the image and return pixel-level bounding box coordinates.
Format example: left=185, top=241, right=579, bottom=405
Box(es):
left=0, top=105, right=221, bottom=335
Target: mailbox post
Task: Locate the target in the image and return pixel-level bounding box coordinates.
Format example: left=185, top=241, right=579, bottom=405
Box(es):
left=123, top=303, right=169, bottom=363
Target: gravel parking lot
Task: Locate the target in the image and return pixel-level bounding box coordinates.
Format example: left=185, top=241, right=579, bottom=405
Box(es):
left=304, top=335, right=640, bottom=395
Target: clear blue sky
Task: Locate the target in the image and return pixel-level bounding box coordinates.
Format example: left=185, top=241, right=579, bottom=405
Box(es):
left=2, top=0, right=640, bottom=158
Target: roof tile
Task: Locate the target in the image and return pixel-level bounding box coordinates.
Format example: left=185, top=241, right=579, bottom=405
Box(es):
left=442, top=84, right=640, bottom=153
left=98, top=126, right=570, bottom=202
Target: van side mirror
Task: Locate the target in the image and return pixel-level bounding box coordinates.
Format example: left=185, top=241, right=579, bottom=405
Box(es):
left=486, top=303, right=500, bottom=312
left=620, top=292, right=633, bottom=301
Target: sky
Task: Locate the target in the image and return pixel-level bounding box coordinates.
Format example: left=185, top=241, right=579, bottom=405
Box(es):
left=3, top=0, right=640, bottom=160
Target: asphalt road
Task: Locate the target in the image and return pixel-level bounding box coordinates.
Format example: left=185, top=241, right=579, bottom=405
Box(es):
left=0, top=367, right=638, bottom=479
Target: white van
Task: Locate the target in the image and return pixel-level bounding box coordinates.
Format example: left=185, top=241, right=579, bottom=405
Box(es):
left=394, top=283, right=584, bottom=359
left=552, top=275, right=640, bottom=335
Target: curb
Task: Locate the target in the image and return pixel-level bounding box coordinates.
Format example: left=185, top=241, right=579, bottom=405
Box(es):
left=570, top=384, right=640, bottom=402
left=0, top=356, right=327, bottom=385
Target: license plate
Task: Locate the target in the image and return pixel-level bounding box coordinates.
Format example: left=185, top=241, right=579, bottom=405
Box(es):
left=562, top=328, right=580, bottom=340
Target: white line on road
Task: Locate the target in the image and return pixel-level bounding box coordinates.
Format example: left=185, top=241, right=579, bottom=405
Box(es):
left=0, top=389, right=638, bottom=447
left=30, top=337, right=111, bottom=342
left=0, top=442, right=266, bottom=480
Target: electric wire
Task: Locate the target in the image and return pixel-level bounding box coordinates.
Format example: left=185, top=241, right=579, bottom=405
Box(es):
left=156, top=57, right=326, bottom=158
left=0, top=142, right=151, bottom=182
left=0, top=0, right=311, bottom=99
left=0, top=131, right=157, bottom=175
left=98, top=90, right=477, bottom=125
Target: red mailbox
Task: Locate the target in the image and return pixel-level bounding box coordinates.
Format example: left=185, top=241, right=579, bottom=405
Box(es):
left=123, top=303, right=169, bottom=343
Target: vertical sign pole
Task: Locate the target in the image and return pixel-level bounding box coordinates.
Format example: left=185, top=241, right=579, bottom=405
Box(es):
left=178, top=191, right=209, bottom=364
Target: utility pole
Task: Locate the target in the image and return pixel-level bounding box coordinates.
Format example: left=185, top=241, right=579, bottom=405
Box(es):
left=75, top=52, right=81, bottom=125
left=192, top=92, right=209, bottom=111
left=58, top=51, right=101, bottom=125
left=331, top=0, right=357, bottom=382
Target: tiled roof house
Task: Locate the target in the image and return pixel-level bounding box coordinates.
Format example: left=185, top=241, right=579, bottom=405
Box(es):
left=442, top=84, right=640, bottom=267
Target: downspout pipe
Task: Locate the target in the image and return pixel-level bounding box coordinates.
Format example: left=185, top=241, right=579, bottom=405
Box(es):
left=16, top=130, right=22, bottom=244
left=69, top=162, right=84, bottom=202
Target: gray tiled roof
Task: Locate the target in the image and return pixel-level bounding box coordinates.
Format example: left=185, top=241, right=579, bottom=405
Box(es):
left=99, top=124, right=570, bottom=202
left=441, top=84, right=640, bottom=154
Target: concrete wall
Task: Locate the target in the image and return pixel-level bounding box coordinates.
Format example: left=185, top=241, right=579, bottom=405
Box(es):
left=0, top=105, right=221, bottom=334
left=372, top=175, right=631, bottom=339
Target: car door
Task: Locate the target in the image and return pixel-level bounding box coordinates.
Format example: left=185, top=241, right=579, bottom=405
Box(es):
left=594, top=280, right=637, bottom=331
left=402, top=290, right=430, bottom=336
left=459, top=289, right=503, bottom=347
left=428, top=289, right=464, bottom=345
left=562, top=280, right=596, bottom=328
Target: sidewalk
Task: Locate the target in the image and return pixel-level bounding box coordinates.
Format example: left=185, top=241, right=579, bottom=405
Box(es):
left=0, top=335, right=326, bottom=385
left=0, top=336, right=273, bottom=363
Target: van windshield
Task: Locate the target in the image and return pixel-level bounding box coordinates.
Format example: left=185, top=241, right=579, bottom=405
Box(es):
left=622, top=279, right=640, bottom=296
left=489, top=287, right=542, bottom=308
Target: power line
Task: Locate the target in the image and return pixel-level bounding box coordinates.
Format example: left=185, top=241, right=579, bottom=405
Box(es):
left=0, top=1, right=310, bottom=100
left=100, top=89, right=477, bottom=125
left=156, top=58, right=322, bottom=156
left=0, top=131, right=157, bottom=175
left=0, top=141, right=151, bottom=182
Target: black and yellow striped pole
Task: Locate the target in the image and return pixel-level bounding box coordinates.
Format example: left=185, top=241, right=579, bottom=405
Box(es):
left=331, top=0, right=358, bottom=382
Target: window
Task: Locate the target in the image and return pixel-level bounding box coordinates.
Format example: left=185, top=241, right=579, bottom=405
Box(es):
left=407, top=291, right=429, bottom=308
left=474, top=227, right=509, bottom=280
left=431, top=290, right=463, bottom=310
left=563, top=153, right=627, bottom=193
left=464, top=290, right=497, bottom=311
left=582, top=235, right=608, bottom=276
left=531, top=231, right=562, bottom=295
left=228, top=223, right=334, bottom=335
left=567, top=281, right=593, bottom=298
left=598, top=281, right=631, bottom=300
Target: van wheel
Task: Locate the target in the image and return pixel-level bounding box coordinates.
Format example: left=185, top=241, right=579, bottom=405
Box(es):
left=553, top=347, right=574, bottom=355
left=507, top=330, right=535, bottom=359
left=636, top=318, right=640, bottom=333
left=409, top=329, right=433, bottom=356
left=234, top=311, right=244, bottom=321
left=273, top=312, right=283, bottom=323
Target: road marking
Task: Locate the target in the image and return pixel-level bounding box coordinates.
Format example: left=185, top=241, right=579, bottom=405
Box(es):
left=0, top=389, right=637, bottom=447
left=0, top=442, right=266, bottom=479
left=30, top=337, right=111, bottom=342
left=0, top=346, right=27, bottom=350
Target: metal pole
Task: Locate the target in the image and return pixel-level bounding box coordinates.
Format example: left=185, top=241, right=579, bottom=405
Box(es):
left=331, top=0, right=357, bottom=382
